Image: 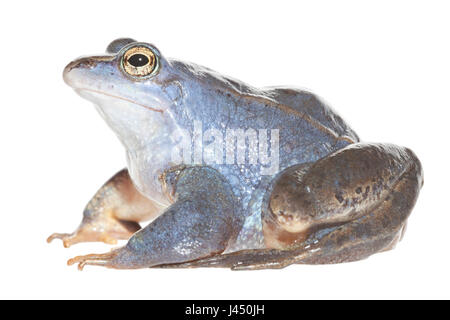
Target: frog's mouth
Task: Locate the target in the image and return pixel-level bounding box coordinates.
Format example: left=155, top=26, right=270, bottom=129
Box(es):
left=75, top=88, right=164, bottom=114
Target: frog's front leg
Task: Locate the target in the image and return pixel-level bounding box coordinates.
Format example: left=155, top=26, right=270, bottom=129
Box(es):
left=67, top=166, right=237, bottom=270
left=47, top=169, right=163, bottom=247
left=165, top=143, right=423, bottom=270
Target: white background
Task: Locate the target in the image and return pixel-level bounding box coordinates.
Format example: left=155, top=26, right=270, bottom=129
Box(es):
left=1, top=0, right=448, bottom=299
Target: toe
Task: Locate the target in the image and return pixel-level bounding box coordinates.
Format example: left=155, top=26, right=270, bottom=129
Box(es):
left=47, top=233, right=74, bottom=247
left=67, top=251, right=120, bottom=270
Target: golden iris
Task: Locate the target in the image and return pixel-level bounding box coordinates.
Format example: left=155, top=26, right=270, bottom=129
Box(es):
left=122, top=46, right=157, bottom=77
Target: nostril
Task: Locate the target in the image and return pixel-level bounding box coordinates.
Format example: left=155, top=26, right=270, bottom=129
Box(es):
left=63, top=57, right=106, bottom=84
left=71, top=58, right=99, bottom=70
left=64, top=60, right=79, bottom=74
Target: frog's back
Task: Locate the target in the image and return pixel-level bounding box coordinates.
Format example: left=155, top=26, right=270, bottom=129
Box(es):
left=170, top=60, right=360, bottom=178
left=263, top=86, right=359, bottom=145
left=171, top=60, right=359, bottom=151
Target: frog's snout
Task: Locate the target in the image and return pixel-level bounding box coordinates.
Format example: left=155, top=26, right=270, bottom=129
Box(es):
left=63, top=58, right=95, bottom=86
left=63, top=60, right=78, bottom=85
left=63, top=56, right=115, bottom=87
left=65, top=58, right=93, bottom=72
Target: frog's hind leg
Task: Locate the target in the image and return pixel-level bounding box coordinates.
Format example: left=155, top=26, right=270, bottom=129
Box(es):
left=47, top=169, right=164, bottom=248
left=258, top=142, right=424, bottom=267
left=166, top=143, right=423, bottom=270
left=67, top=166, right=238, bottom=270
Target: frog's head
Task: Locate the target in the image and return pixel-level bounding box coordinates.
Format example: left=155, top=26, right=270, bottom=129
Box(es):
left=63, top=38, right=182, bottom=149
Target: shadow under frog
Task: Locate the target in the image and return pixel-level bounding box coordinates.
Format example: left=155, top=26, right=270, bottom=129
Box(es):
left=48, top=38, right=423, bottom=270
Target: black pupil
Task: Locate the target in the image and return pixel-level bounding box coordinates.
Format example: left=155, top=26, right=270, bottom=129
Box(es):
left=128, top=54, right=150, bottom=67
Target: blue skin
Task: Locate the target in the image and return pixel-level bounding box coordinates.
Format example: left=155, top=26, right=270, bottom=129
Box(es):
left=52, top=39, right=423, bottom=270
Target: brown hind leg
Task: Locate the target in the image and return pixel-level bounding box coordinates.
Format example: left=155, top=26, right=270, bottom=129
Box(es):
left=156, top=143, right=423, bottom=270
left=47, top=168, right=165, bottom=247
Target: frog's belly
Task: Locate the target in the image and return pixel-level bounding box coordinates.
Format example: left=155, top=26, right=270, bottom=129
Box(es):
left=126, top=151, right=172, bottom=208
left=224, top=204, right=266, bottom=252
left=216, top=165, right=271, bottom=252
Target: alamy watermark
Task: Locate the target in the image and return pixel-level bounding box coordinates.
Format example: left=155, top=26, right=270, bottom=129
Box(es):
left=170, top=121, right=279, bottom=175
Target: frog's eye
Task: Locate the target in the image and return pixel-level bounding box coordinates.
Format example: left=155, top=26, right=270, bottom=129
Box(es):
left=122, top=46, right=158, bottom=77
